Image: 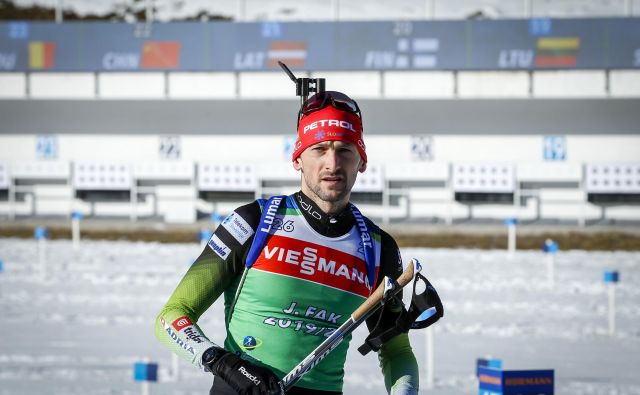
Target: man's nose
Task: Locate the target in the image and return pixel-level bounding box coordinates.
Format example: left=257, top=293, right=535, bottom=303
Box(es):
left=324, top=148, right=340, bottom=171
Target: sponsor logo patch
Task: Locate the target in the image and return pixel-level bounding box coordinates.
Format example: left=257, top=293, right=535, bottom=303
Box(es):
left=260, top=196, right=283, bottom=233
left=160, top=317, right=195, bottom=355
left=184, top=327, right=204, bottom=343
left=241, top=335, right=263, bottom=351
left=253, top=235, right=374, bottom=298
left=170, top=316, right=204, bottom=344
left=208, top=234, right=231, bottom=260
left=239, top=366, right=261, bottom=386
left=302, top=119, right=357, bottom=134
left=172, top=316, right=193, bottom=331
left=222, top=212, right=254, bottom=244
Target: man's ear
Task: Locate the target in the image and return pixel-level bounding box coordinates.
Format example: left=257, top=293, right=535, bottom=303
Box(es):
left=358, top=160, right=367, bottom=173
left=293, top=157, right=303, bottom=172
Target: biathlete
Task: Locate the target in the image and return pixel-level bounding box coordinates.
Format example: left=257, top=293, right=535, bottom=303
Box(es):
left=156, top=89, right=421, bottom=394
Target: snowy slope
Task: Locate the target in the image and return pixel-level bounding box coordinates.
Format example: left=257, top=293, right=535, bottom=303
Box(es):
left=0, top=238, right=638, bottom=394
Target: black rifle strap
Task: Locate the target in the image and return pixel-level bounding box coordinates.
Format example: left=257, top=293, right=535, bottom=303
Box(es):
left=358, top=271, right=444, bottom=355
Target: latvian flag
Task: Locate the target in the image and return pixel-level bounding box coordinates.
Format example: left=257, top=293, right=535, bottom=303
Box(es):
left=141, top=41, right=181, bottom=69
left=29, top=41, right=55, bottom=69
left=267, top=41, right=306, bottom=68
left=534, top=37, right=580, bottom=67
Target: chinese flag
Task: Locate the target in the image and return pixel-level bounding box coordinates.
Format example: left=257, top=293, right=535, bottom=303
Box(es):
left=29, top=41, right=55, bottom=69
left=141, top=41, right=181, bottom=69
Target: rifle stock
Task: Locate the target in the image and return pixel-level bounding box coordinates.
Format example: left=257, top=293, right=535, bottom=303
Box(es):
left=280, top=260, right=418, bottom=391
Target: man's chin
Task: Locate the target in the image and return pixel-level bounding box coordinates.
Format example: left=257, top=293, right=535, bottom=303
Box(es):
left=315, top=187, right=348, bottom=203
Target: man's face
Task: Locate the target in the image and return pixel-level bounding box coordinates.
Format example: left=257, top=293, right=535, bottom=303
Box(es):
left=293, top=140, right=367, bottom=204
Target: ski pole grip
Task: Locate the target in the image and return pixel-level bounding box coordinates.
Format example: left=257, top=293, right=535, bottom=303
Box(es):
left=352, top=263, right=415, bottom=321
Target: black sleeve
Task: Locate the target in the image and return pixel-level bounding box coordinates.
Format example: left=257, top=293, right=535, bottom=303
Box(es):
left=156, top=200, right=263, bottom=335
left=194, top=200, right=262, bottom=277
left=365, top=229, right=404, bottom=332
left=378, top=230, right=404, bottom=284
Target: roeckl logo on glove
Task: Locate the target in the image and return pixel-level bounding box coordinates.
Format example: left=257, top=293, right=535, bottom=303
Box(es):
left=238, top=366, right=261, bottom=386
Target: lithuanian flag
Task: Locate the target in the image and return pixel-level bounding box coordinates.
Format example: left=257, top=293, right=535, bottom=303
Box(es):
left=29, top=41, right=56, bottom=69
left=534, top=37, right=580, bottom=67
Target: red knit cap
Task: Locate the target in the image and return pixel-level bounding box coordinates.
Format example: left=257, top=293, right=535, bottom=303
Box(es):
left=292, top=105, right=366, bottom=162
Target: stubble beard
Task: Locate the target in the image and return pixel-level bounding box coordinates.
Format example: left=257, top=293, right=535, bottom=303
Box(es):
left=303, top=171, right=350, bottom=204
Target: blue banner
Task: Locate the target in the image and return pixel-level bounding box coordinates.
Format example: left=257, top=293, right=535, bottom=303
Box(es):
left=478, top=367, right=554, bottom=395
left=502, top=369, right=554, bottom=394
left=0, top=18, right=639, bottom=72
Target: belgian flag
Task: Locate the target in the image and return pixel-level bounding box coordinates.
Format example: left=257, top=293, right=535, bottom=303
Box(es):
left=29, top=41, right=56, bottom=69
left=534, top=37, right=580, bottom=67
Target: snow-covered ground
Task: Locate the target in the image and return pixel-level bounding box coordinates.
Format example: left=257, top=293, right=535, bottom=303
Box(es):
left=0, top=237, right=638, bottom=394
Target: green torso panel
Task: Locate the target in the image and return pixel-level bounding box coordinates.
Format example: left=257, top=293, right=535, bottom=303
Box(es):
left=223, top=196, right=381, bottom=392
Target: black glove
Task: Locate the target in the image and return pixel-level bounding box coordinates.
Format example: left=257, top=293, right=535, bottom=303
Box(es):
left=207, top=350, right=284, bottom=395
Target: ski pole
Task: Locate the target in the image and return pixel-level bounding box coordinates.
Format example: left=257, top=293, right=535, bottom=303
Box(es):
left=280, top=259, right=419, bottom=391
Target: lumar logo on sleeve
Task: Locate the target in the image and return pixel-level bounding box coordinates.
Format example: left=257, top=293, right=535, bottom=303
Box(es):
left=260, top=196, right=283, bottom=233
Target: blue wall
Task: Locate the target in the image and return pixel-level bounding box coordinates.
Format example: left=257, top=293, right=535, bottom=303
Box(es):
left=0, top=18, right=639, bottom=72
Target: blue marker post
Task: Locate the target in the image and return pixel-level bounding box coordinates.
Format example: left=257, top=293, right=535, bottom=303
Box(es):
left=34, top=227, right=48, bottom=281
left=211, top=212, right=224, bottom=230
left=604, top=271, right=619, bottom=336
left=0, top=259, right=4, bottom=273
left=198, top=229, right=213, bottom=250
left=133, top=360, right=158, bottom=395
left=504, top=218, right=518, bottom=258
left=476, top=357, right=502, bottom=377
left=71, top=211, right=83, bottom=252
left=542, top=239, right=559, bottom=288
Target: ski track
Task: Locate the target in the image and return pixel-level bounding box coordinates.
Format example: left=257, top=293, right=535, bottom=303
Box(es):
left=0, top=238, right=638, bottom=394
